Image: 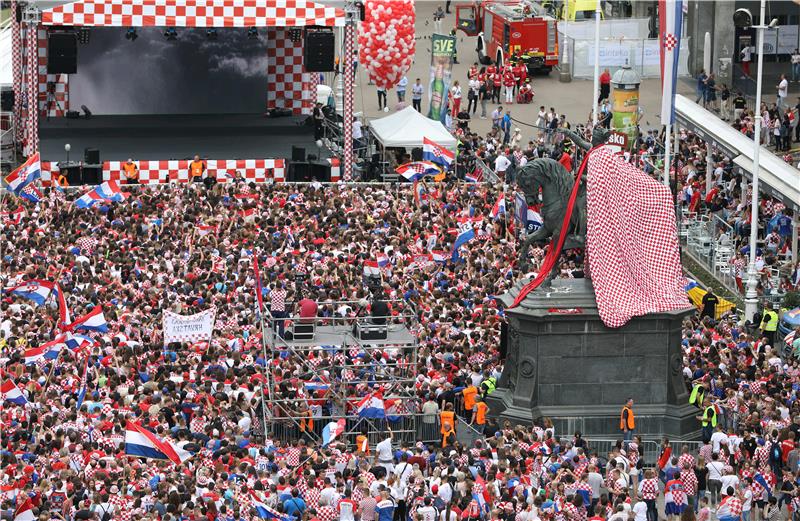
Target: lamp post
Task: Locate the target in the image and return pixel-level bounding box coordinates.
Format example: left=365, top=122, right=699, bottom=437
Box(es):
left=738, top=0, right=772, bottom=322
left=591, top=0, right=602, bottom=125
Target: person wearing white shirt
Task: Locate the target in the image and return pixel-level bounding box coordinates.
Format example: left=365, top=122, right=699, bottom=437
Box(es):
left=319, top=479, right=338, bottom=507
left=417, top=498, right=438, bottom=521
left=710, top=427, right=728, bottom=453
left=720, top=469, right=740, bottom=496
left=632, top=500, right=648, bottom=521
left=394, top=454, right=413, bottom=486
left=777, top=74, right=789, bottom=112
left=494, top=152, right=511, bottom=176
left=375, top=431, right=394, bottom=474
left=437, top=480, right=453, bottom=505
left=397, top=76, right=408, bottom=103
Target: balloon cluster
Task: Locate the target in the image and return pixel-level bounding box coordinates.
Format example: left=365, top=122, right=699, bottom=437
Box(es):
left=358, top=0, right=415, bottom=90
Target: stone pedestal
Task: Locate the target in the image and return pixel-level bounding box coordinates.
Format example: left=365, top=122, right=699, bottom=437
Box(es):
left=488, top=278, right=698, bottom=439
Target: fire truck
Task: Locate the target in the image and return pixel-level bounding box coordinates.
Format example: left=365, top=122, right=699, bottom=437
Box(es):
left=455, top=1, right=559, bottom=74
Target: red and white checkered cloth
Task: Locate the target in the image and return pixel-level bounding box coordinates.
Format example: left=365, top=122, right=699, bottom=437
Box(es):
left=586, top=146, right=690, bottom=328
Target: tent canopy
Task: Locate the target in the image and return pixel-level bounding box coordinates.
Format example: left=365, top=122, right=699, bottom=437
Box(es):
left=41, top=0, right=345, bottom=27
left=369, top=106, right=457, bottom=150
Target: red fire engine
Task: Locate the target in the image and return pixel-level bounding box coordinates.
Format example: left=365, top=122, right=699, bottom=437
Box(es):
left=456, top=1, right=559, bottom=74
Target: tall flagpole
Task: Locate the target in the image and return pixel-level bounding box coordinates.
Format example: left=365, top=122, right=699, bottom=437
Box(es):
left=591, top=0, right=601, bottom=126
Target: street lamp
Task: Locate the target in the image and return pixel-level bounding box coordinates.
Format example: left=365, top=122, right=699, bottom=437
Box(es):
left=735, top=1, right=778, bottom=322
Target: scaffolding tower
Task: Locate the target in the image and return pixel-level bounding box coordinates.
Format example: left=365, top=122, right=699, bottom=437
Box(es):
left=260, top=300, right=422, bottom=448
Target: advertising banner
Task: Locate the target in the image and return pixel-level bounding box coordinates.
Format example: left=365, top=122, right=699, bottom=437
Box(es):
left=428, top=34, right=456, bottom=124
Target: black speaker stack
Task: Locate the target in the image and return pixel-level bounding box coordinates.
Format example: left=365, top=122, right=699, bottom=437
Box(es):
left=304, top=27, right=335, bottom=72
left=48, top=32, right=78, bottom=74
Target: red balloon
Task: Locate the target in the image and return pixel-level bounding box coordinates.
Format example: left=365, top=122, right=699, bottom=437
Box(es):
left=359, top=0, right=415, bottom=90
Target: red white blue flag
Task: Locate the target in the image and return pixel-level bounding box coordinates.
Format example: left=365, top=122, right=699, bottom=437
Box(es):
left=4, top=154, right=40, bottom=195
left=422, top=137, right=455, bottom=169
left=659, top=0, right=684, bottom=125
left=125, top=421, right=192, bottom=464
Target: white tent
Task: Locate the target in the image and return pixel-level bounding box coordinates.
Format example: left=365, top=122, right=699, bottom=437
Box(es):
left=369, top=106, right=457, bottom=149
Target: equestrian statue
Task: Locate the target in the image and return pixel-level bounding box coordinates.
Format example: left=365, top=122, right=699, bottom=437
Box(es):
left=515, top=126, right=611, bottom=289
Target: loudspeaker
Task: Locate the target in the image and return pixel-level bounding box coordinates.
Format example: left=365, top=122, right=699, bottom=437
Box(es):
left=48, top=32, right=78, bottom=74
left=84, top=148, right=100, bottom=164
left=288, top=161, right=310, bottom=182
left=291, top=146, right=306, bottom=162
left=304, top=29, right=335, bottom=72
left=57, top=162, right=82, bottom=184
left=81, top=165, right=102, bottom=185
left=66, top=110, right=80, bottom=119
left=1, top=89, right=14, bottom=111
left=309, top=161, right=331, bottom=182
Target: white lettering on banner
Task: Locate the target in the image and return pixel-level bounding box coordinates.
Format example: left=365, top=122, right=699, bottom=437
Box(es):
left=163, top=307, right=216, bottom=346
left=584, top=43, right=631, bottom=67
left=643, top=41, right=660, bottom=66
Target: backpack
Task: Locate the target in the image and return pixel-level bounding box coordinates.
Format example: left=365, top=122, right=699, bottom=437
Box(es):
left=771, top=443, right=782, bottom=463
left=97, top=504, right=112, bottom=521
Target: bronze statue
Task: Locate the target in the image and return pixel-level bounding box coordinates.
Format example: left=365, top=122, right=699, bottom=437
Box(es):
left=515, top=126, right=610, bottom=289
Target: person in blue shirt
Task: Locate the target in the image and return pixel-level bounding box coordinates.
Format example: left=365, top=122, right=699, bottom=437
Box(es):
left=501, top=111, right=512, bottom=145
left=375, top=490, right=396, bottom=521
left=283, top=489, right=306, bottom=519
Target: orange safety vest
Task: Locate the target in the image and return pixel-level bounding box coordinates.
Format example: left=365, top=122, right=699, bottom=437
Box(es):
left=356, top=434, right=369, bottom=454
left=299, top=411, right=313, bottom=432
left=190, top=160, right=205, bottom=177
left=57, top=174, right=69, bottom=187
left=123, top=162, right=138, bottom=179
left=475, top=402, right=488, bottom=425
left=620, top=406, right=635, bottom=430
left=440, top=410, right=456, bottom=435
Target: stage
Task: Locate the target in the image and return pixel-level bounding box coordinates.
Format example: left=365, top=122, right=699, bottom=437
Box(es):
left=39, top=114, right=327, bottom=162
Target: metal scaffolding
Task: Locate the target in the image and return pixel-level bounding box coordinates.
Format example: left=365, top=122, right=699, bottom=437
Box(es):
left=260, top=300, right=421, bottom=447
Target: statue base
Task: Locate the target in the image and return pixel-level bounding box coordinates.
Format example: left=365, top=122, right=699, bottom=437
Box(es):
left=489, top=278, right=698, bottom=439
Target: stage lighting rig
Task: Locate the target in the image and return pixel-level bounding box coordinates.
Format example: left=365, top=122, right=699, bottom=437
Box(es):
left=164, top=27, right=178, bottom=41
left=125, top=27, right=138, bottom=41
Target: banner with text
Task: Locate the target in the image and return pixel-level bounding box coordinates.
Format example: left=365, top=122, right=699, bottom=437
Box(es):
left=428, top=34, right=456, bottom=124
left=163, top=307, right=216, bottom=345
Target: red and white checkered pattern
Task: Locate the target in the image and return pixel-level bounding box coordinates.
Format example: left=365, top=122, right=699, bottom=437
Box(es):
left=37, top=29, right=70, bottom=118
left=26, top=22, right=39, bottom=155
left=267, top=28, right=313, bottom=115
left=104, top=159, right=285, bottom=184
left=663, top=33, right=678, bottom=51
left=41, top=0, right=345, bottom=27
left=327, top=157, right=340, bottom=182
left=585, top=146, right=690, bottom=328
left=342, top=23, right=354, bottom=181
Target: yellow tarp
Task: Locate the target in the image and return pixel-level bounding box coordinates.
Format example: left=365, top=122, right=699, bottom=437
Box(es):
left=685, top=282, right=736, bottom=319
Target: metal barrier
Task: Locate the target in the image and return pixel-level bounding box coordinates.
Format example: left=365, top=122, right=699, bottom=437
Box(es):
left=583, top=438, right=704, bottom=467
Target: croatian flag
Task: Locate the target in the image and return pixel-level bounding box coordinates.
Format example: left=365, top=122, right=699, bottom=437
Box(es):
left=65, top=333, right=95, bottom=353
left=515, top=192, right=527, bottom=229
left=413, top=180, right=427, bottom=205
left=491, top=194, right=507, bottom=220
left=75, top=181, right=128, bottom=208
left=363, top=260, right=382, bottom=277
left=4, top=279, right=55, bottom=305
left=526, top=207, right=543, bottom=233
left=422, top=137, right=455, bottom=169
left=251, top=492, right=293, bottom=521
left=305, top=381, right=330, bottom=392
left=65, top=305, right=108, bottom=333
left=1, top=379, right=28, bottom=406
left=431, top=250, right=448, bottom=263
left=376, top=253, right=390, bottom=268
left=2, top=206, right=25, bottom=226
left=321, top=418, right=346, bottom=446
left=357, top=392, right=385, bottom=418
left=75, top=355, right=90, bottom=411
left=23, top=335, right=67, bottom=364
left=451, top=221, right=476, bottom=261
left=20, top=184, right=43, bottom=204
left=753, top=472, right=772, bottom=496
left=396, top=161, right=441, bottom=182
left=125, top=421, right=193, bottom=464
left=385, top=398, right=403, bottom=422
left=13, top=497, right=35, bottom=521
left=659, top=0, right=684, bottom=124
left=196, top=224, right=218, bottom=237
left=4, top=153, right=41, bottom=195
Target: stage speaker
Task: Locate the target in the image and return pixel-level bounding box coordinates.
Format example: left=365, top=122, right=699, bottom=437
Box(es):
left=309, top=161, right=331, bottom=182
left=84, top=148, right=100, bottom=165
left=304, top=29, right=335, bottom=72
left=81, top=165, right=102, bottom=185
left=291, top=146, right=306, bottom=162
left=48, top=32, right=78, bottom=74
left=57, top=162, right=82, bottom=184
left=1, top=89, right=14, bottom=111
left=288, top=162, right=310, bottom=182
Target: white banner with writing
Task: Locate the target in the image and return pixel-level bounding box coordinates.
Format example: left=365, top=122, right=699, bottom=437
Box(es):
left=163, top=307, right=216, bottom=345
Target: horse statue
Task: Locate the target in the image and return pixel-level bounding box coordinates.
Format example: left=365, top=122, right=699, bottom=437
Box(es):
left=515, top=126, right=611, bottom=289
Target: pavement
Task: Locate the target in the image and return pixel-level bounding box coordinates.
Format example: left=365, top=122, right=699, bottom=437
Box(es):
left=350, top=1, right=699, bottom=139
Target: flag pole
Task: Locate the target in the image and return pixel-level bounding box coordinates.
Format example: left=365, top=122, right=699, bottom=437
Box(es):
left=663, top=123, right=671, bottom=187
left=253, top=250, right=271, bottom=442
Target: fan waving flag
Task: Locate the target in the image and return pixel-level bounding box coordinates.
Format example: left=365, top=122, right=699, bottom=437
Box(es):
left=125, top=421, right=192, bottom=465
left=251, top=492, right=293, bottom=521
left=75, top=181, right=129, bottom=208
left=4, top=279, right=55, bottom=305
left=491, top=194, right=506, bottom=220
left=20, top=184, right=43, bottom=204
left=4, top=153, right=41, bottom=195
left=451, top=221, right=476, bottom=261
left=65, top=305, right=109, bottom=333
left=13, top=497, right=35, bottom=521
left=23, top=335, right=67, bottom=365
left=659, top=0, right=684, bottom=124
left=395, top=161, right=442, bottom=182
left=363, top=260, right=382, bottom=277
left=422, top=137, right=455, bottom=169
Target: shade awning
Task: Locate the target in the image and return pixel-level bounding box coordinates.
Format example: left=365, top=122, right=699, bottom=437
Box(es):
left=369, top=106, right=458, bottom=149
left=41, top=0, right=345, bottom=27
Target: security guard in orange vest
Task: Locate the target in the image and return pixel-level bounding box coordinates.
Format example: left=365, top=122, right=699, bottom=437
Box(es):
left=472, top=398, right=489, bottom=435
left=189, top=155, right=206, bottom=182
left=440, top=402, right=456, bottom=448
left=620, top=398, right=635, bottom=443
left=57, top=172, right=69, bottom=188
left=298, top=404, right=313, bottom=441
left=122, top=158, right=139, bottom=184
